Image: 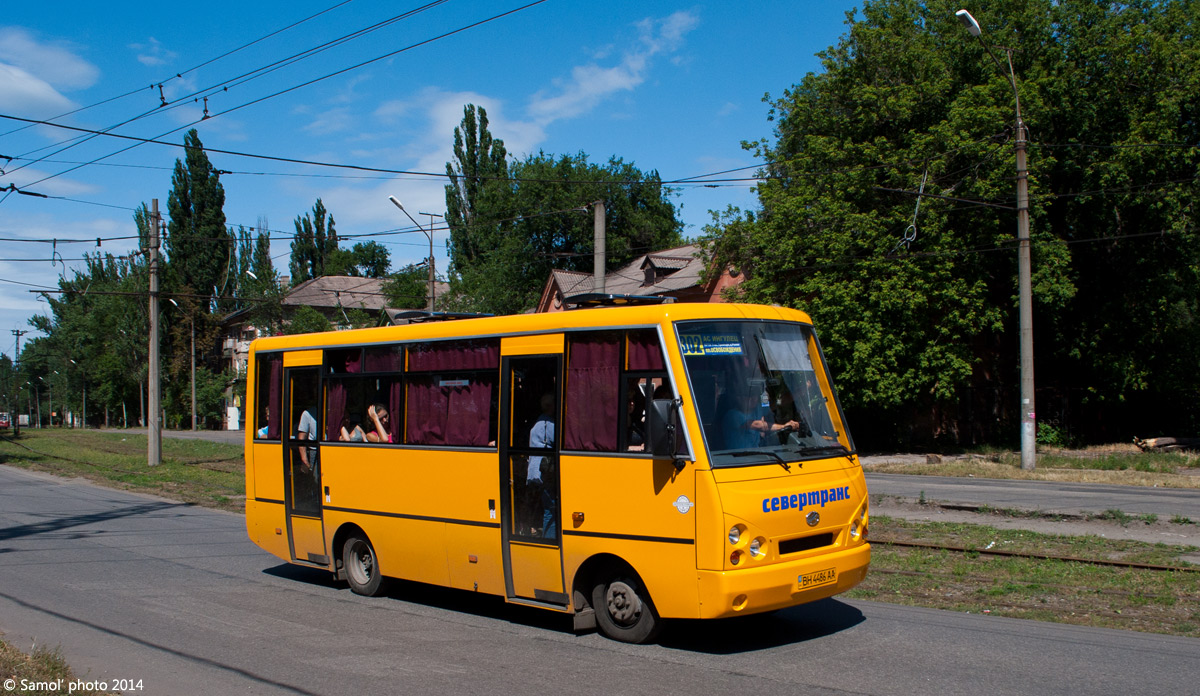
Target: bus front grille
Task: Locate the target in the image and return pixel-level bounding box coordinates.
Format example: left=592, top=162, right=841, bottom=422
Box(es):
left=779, top=532, right=834, bottom=556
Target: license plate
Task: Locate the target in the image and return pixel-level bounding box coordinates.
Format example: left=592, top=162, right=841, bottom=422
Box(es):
left=798, top=568, right=837, bottom=590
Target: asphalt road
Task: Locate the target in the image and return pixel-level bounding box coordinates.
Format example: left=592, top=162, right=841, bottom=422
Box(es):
left=865, top=472, right=1200, bottom=519
left=1, top=464, right=1198, bottom=695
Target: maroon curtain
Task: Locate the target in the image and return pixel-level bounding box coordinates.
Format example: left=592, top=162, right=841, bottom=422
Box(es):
left=388, top=379, right=403, bottom=443
left=325, top=381, right=347, bottom=441
left=406, top=376, right=494, bottom=446
left=266, top=357, right=282, bottom=440
left=408, top=340, right=499, bottom=371
left=627, top=330, right=665, bottom=371
left=330, top=349, right=361, bottom=374
left=564, top=336, right=620, bottom=451
left=365, top=345, right=404, bottom=372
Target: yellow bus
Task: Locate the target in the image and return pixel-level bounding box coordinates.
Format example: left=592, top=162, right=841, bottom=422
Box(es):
left=244, top=301, right=870, bottom=643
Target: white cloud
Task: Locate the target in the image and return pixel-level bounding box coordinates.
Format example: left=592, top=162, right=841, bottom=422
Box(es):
left=527, top=10, right=699, bottom=126
left=302, top=107, right=355, bottom=135
left=0, top=63, right=75, bottom=119
left=0, top=28, right=98, bottom=89
left=129, top=37, right=177, bottom=67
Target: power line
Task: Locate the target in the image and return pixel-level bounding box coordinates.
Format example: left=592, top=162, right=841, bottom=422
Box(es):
left=6, top=1, right=547, bottom=192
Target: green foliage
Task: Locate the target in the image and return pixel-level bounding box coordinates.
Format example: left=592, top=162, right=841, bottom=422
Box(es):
left=166, top=129, right=230, bottom=305
left=289, top=199, right=338, bottom=284
left=703, top=0, right=1200, bottom=447
left=444, top=141, right=684, bottom=314
left=284, top=305, right=332, bottom=335
left=382, top=263, right=430, bottom=309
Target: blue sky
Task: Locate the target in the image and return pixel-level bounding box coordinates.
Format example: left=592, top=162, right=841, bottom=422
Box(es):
left=0, top=0, right=860, bottom=350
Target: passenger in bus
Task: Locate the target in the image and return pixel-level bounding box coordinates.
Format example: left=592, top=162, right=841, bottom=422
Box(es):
left=296, top=406, right=319, bottom=473
left=339, top=414, right=368, bottom=442
left=526, top=393, right=557, bottom=538
left=719, top=388, right=799, bottom=449
left=365, top=403, right=392, bottom=443
left=256, top=406, right=270, bottom=438
left=626, top=386, right=646, bottom=451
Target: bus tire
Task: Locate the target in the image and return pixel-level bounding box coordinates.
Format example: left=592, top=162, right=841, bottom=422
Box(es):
left=591, top=571, right=662, bottom=644
left=343, top=533, right=384, bottom=597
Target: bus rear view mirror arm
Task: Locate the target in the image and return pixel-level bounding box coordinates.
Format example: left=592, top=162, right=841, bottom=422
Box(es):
left=647, top=398, right=683, bottom=470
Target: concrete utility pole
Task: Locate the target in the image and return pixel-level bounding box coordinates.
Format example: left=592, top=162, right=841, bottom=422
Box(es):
left=593, top=200, right=606, bottom=293
left=957, top=8, right=1036, bottom=470
left=12, top=329, right=26, bottom=436
left=148, top=199, right=162, bottom=466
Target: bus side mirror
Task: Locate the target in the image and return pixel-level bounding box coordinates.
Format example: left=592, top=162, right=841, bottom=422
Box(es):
left=647, top=398, right=680, bottom=462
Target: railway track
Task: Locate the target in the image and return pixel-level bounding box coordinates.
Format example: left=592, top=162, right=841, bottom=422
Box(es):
left=871, top=537, right=1200, bottom=573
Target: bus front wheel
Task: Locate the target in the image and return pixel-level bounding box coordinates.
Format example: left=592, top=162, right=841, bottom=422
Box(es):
left=591, top=572, right=661, bottom=644
left=343, top=533, right=384, bottom=597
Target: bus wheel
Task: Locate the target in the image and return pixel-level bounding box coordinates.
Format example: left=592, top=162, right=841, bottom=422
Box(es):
left=591, top=572, right=661, bottom=644
left=343, top=533, right=384, bottom=596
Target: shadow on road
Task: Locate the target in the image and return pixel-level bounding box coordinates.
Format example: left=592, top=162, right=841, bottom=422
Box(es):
left=657, top=598, right=865, bottom=653
left=263, top=562, right=575, bottom=633
left=263, top=563, right=863, bottom=649
left=0, top=501, right=183, bottom=544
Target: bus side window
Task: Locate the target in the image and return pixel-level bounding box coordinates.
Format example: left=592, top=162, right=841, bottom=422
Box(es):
left=255, top=354, right=282, bottom=440
left=405, top=339, right=499, bottom=447
left=563, top=333, right=621, bottom=452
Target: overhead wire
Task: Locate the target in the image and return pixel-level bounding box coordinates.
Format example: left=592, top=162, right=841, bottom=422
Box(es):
left=5, top=1, right=546, bottom=193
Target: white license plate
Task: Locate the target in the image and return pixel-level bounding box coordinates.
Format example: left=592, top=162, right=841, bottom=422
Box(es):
left=798, top=567, right=837, bottom=590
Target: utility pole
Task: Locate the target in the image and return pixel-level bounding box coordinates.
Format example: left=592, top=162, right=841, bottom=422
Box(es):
left=957, top=9, right=1035, bottom=470
left=11, top=329, right=26, bottom=436
left=190, top=314, right=196, bottom=431
left=148, top=199, right=162, bottom=466
left=593, top=200, right=606, bottom=293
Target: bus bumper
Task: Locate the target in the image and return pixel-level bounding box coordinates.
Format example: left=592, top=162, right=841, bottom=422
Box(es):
left=695, top=542, right=870, bottom=619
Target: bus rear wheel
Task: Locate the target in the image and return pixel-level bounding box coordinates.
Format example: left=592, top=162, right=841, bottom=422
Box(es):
left=591, top=572, right=661, bottom=644
left=343, top=533, right=384, bottom=597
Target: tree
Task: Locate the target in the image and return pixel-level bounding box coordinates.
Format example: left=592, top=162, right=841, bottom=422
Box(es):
left=349, top=241, right=391, bottom=278
left=166, top=129, right=229, bottom=304
left=382, top=264, right=429, bottom=309
left=284, top=305, right=332, bottom=335
left=702, top=0, right=1200, bottom=447
left=445, top=104, right=511, bottom=278
left=289, top=199, right=337, bottom=284
left=445, top=148, right=684, bottom=315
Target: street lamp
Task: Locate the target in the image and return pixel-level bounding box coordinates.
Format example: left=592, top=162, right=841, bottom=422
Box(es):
left=957, top=8, right=1035, bottom=470
left=169, top=298, right=197, bottom=431
left=388, top=196, right=436, bottom=311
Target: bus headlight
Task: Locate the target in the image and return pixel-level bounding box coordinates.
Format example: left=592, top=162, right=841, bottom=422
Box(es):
left=850, top=502, right=868, bottom=542
left=729, top=525, right=742, bottom=545
left=749, top=537, right=764, bottom=557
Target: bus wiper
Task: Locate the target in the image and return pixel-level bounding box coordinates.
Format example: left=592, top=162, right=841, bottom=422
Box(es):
left=730, top=450, right=792, bottom=472
left=790, top=444, right=855, bottom=463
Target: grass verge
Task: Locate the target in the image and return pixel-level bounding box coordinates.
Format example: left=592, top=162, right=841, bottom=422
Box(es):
left=0, top=429, right=245, bottom=511
left=865, top=444, right=1200, bottom=488
left=0, top=637, right=118, bottom=695
left=849, top=516, right=1200, bottom=638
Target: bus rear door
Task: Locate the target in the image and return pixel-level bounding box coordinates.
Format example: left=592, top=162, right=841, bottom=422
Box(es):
left=499, top=335, right=568, bottom=606
left=283, top=356, right=327, bottom=566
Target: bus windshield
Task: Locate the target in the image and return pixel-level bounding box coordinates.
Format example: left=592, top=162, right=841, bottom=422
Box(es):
left=677, top=321, right=853, bottom=467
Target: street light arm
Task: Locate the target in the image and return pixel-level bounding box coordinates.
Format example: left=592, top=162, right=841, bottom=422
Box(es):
left=957, top=9, right=1022, bottom=129
left=388, top=196, right=431, bottom=243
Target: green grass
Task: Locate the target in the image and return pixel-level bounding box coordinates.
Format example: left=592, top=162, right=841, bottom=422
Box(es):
left=0, top=638, right=117, bottom=695
left=851, top=516, right=1200, bottom=638
left=0, top=429, right=245, bottom=510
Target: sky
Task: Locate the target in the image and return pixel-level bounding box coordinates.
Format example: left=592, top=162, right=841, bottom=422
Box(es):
left=0, top=0, right=861, bottom=354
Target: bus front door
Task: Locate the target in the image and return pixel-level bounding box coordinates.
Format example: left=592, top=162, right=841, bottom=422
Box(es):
left=500, top=351, right=567, bottom=606
left=284, top=366, right=328, bottom=566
